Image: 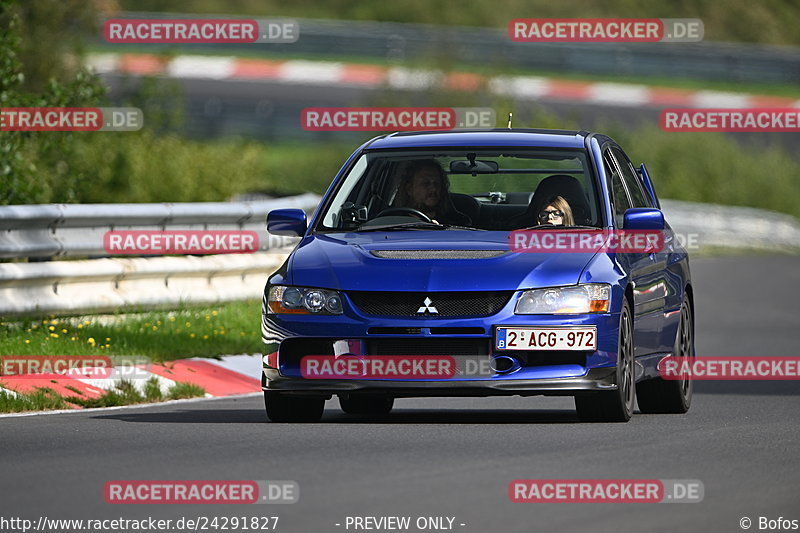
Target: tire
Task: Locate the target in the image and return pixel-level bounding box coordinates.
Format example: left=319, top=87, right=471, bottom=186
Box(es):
left=575, top=299, right=636, bottom=422
left=637, top=297, right=694, bottom=414
left=264, top=391, right=325, bottom=422
left=338, top=394, right=394, bottom=415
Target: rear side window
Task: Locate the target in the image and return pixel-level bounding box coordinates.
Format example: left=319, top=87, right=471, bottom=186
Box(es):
left=611, top=146, right=649, bottom=209
left=603, top=149, right=631, bottom=228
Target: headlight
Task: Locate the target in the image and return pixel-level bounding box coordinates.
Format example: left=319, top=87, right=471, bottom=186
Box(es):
left=267, top=286, right=344, bottom=315
left=515, top=284, right=611, bottom=314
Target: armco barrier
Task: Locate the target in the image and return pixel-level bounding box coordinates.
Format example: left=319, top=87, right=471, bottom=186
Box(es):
left=0, top=193, right=320, bottom=259
left=0, top=194, right=320, bottom=316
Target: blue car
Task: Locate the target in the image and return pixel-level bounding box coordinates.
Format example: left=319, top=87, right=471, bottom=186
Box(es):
left=262, top=129, right=694, bottom=422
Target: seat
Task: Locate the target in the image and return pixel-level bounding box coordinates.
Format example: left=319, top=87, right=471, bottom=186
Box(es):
left=449, top=193, right=481, bottom=225
left=509, top=175, right=593, bottom=228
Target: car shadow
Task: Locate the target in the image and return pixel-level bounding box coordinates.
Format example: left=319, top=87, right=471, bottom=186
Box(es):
left=694, top=381, right=800, bottom=395
left=93, top=408, right=580, bottom=424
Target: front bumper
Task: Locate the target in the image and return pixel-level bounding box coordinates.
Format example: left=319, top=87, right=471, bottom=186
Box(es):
left=263, top=306, right=623, bottom=397
left=262, top=366, right=618, bottom=398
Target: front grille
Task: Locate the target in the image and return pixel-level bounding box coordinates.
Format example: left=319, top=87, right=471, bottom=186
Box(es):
left=348, top=291, right=513, bottom=317
left=368, top=338, right=490, bottom=356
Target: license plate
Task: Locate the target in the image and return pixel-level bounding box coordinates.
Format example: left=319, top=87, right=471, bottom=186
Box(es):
left=496, top=327, right=597, bottom=351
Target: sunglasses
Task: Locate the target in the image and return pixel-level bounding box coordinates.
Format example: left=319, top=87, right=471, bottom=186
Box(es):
left=538, top=209, right=564, bottom=220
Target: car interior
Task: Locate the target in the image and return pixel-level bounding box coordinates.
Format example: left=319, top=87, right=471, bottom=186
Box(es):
left=320, top=151, right=601, bottom=231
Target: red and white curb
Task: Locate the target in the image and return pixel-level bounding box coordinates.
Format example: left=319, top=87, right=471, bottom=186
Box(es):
left=88, top=53, right=800, bottom=109
left=0, top=354, right=262, bottom=410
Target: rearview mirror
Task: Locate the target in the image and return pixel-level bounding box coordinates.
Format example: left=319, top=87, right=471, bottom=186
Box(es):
left=449, top=160, right=499, bottom=174
left=267, top=208, right=307, bottom=236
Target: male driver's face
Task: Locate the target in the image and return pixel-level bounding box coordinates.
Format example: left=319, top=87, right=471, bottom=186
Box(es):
left=408, top=167, right=441, bottom=209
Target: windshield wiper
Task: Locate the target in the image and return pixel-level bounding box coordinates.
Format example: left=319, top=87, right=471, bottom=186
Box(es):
left=355, top=221, right=448, bottom=232
left=440, top=224, right=486, bottom=231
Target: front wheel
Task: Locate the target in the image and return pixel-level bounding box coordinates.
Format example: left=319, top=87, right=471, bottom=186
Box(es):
left=264, top=391, right=325, bottom=422
left=575, top=299, right=636, bottom=422
left=637, top=296, right=694, bottom=414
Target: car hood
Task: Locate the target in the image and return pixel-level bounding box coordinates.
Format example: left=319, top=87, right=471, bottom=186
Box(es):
left=287, top=231, right=599, bottom=291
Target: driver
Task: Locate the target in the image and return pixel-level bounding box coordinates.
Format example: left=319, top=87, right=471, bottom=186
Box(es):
left=394, top=160, right=470, bottom=226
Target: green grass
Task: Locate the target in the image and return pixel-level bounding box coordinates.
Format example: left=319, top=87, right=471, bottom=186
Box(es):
left=0, top=300, right=263, bottom=362
left=68, top=378, right=206, bottom=408
left=0, top=388, right=70, bottom=412
left=0, top=379, right=206, bottom=413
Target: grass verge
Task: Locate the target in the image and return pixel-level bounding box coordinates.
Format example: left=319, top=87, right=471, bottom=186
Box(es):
left=0, top=379, right=206, bottom=413
left=0, top=300, right=263, bottom=362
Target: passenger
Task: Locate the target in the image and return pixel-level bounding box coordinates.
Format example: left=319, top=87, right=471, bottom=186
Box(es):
left=395, top=160, right=470, bottom=226
left=534, top=195, right=575, bottom=226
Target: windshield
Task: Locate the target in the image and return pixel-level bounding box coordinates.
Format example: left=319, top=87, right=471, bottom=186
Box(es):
left=316, top=149, right=602, bottom=232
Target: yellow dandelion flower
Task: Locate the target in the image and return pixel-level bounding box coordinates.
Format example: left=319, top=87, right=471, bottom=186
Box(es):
left=185, top=322, right=191, bottom=327
left=190, top=333, right=196, bottom=338
left=50, top=319, right=58, bottom=325
left=202, top=335, right=209, bottom=340
left=48, top=325, right=55, bottom=331
left=77, top=324, right=83, bottom=329
left=151, top=325, right=158, bottom=331
left=211, top=310, right=218, bottom=316
left=24, top=339, right=31, bottom=344
left=61, top=329, right=68, bottom=334
left=204, top=315, right=211, bottom=320
left=50, top=333, right=59, bottom=338
left=88, top=337, right=96, bottom=345
left=169, top=316, right=176, bottom=322
left=105, top=337, right=110, bottom=341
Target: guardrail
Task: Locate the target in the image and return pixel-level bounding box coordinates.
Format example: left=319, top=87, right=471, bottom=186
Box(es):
left=0, top=193, right=320, bottom=259
left=0, top=194, right=321, bottom=316
left=0, top=196, right=798, bottom=317
left=111, top=12, right=800, bottom=84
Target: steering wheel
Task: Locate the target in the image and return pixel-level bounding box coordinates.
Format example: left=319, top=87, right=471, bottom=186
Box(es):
left=375, top=207, right=434, bottom=223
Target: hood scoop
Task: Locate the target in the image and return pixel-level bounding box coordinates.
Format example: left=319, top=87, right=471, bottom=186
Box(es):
left=370, top=249, right=507, bottom=259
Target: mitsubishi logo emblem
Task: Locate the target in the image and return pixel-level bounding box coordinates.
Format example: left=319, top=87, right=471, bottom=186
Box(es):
left=417, top=297, right=438, bottom=315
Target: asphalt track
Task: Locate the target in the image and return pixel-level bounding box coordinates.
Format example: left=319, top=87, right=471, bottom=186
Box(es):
left=1, top=255, right=799, bottom=533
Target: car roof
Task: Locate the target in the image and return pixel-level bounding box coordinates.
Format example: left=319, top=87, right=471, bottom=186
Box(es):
left=365, top=128, right=590, bottom=150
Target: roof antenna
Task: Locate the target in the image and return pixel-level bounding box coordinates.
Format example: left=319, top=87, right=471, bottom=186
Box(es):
left=506, top=112, right=513, bottom=129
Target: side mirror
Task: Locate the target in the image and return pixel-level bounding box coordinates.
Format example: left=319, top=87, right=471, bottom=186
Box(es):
left=267, top=208, right=307, bottom=236
left=623, top=208, right=664, bottom=230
